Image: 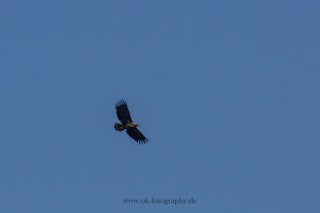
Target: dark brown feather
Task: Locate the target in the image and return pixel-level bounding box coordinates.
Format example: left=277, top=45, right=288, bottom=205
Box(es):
left=126, top=128, right=148, bottom=144
left=115, top=99, right=132, bottom=125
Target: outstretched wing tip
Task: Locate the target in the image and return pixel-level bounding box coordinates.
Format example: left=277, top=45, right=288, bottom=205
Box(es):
left=137, top=138, right=149, bottom=144
left=126, top=128, right=148, bottom=145
left=115, top=99, right=132, bottom=124
left=115, top=99, right=127, bottom=108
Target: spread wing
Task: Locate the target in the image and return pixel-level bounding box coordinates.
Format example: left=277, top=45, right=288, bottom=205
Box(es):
left=126, top=128, right=148, bottom=144
left=115, top=99, right=132, bottom=125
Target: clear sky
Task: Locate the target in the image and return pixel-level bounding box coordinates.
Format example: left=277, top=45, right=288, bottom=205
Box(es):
left=1, top=1, right=319, bottom=212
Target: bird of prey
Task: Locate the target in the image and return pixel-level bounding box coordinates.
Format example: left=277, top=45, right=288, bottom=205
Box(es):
left=114, top=99, right=148, bottom=144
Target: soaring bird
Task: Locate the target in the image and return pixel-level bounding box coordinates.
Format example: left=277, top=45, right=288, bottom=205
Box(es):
left=114, top=99, right=148, bottom=144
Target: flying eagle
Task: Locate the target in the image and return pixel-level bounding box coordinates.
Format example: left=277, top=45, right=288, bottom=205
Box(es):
left=114, top=99, right=148, bottom=144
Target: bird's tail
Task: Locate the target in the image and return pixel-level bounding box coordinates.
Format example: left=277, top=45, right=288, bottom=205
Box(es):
left=114, top=123, right=124, bottom=131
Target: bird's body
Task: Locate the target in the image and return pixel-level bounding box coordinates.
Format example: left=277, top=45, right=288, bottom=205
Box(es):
left=114, top=122, right=139, bottom=131
left=114, top=99, right=148, bottom=144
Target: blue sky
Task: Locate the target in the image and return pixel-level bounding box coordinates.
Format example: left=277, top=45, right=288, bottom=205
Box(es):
left=0, top=1, right=319, bottom=212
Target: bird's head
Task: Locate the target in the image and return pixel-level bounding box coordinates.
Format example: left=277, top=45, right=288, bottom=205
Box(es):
left=135, top=124, right=140, bottom=127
